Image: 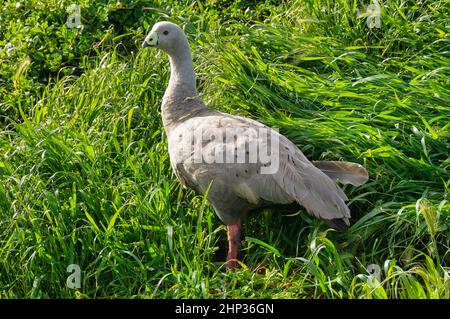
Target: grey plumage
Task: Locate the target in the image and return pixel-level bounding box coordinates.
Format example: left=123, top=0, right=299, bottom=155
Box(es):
left=168, top=114, right=354, bottom=226
left=143, top=22, right=369, bottom=234
left=312, top=161, right=369, bottom=186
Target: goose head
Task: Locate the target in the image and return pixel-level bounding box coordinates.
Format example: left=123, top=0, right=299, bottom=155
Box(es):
left=142, top=21, right=189, bottom=56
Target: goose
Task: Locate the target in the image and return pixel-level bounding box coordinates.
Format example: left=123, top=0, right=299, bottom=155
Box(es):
left=142, top=21, right=368, bottom=269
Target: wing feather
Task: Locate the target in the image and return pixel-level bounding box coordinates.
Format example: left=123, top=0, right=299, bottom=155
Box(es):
left=168, top=113, right=354, bottom=224
left=312, top=160, right=369, bottom=186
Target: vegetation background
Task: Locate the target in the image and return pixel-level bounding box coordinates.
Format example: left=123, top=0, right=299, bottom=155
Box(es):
left=0, top=0, right=449, bottom=298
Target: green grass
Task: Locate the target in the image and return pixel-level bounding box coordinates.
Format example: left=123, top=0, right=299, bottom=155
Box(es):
left=0, top=0, right=449, bottom=298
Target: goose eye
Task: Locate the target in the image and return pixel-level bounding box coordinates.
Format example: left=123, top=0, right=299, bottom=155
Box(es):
left=163, top=30, right=169, bottom=35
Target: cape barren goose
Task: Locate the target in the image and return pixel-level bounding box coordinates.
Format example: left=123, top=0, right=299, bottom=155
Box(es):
left=142, top=22, right=368, bottom=269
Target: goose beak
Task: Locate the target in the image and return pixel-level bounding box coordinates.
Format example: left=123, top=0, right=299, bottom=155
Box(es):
left=142, top=31, right=158, bottom=48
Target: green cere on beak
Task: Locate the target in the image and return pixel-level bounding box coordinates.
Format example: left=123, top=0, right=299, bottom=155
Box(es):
left=142, top=31, right=158, bottom=48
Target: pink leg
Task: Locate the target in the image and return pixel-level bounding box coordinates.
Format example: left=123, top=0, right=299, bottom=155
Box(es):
left=226, top=223, right=242, bottom=269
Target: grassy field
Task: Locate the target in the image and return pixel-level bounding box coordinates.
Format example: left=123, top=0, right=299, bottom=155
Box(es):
left=0, top=0, right=449, bottom=298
